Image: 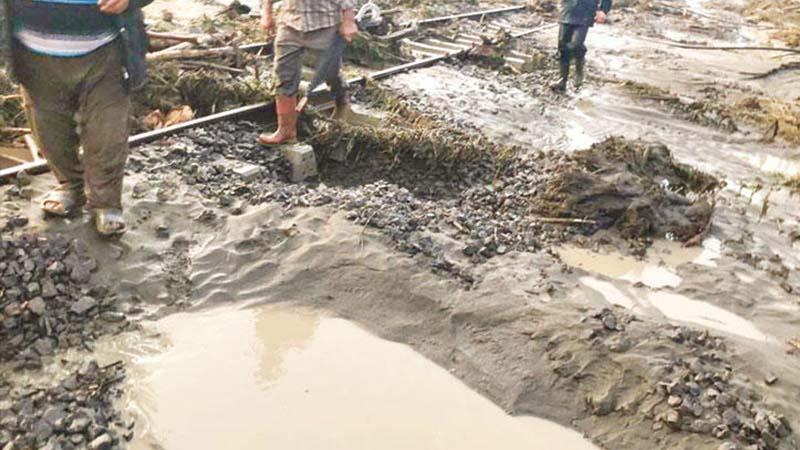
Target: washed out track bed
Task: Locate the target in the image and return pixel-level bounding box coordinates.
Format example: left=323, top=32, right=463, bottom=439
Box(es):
left=2, top=1, right=800, bottom=449
left=128, top=87, right=720, bottom=283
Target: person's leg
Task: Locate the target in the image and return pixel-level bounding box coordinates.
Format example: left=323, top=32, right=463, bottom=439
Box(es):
left=570, top=26, right=590, bottom=88
left=77, top=42, right=131, bottom=233
left=305, top=26, right=350, bottom=119
left=259, top=26, right=305, bottom=145
left=14, top=45, right=85, bottom=213
left=553, top=24, right=574, bottom=91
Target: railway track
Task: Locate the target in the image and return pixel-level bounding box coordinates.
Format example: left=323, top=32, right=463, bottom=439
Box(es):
left=0, top=5, right=552, bottom=179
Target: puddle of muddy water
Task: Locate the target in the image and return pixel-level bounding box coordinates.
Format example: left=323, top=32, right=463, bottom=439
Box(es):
left=559, top=239, right=719, bottom=289
left=645, top=291, right=773, bottom=343
left=99, top=305, right=600, bottom=450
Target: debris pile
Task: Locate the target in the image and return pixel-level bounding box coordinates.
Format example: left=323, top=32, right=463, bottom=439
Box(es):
left=0, top=361, right=130, bottom=450
left=531, top=137, right=718, bottom=241
left=0, top=232, right=130, bottom=370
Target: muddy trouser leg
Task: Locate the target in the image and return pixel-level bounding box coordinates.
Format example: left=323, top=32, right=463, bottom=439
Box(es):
left=300, top=26, right=347, bottom=102
left=570, top=26, right=589, bottom=86
left=274, top=26, right=307, bottom=97
left=558, top=24, right=574, bottom=66
left=326, top=68, right=349, bottom=104
left=77, top=42, right=131, bottom=211
left=557, top=24, right=575, bottom=85
left=14, top=45, right=84, bottom=198
left=570, top=25, right=589, bottom=66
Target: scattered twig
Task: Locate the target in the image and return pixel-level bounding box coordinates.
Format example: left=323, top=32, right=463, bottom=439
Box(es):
left=147, top=31, right=202, bottom=44
left=359, top=206, right=384, bottom=249
left=788, top=338, right=800, bottom=354
left=683, top=192, right=717, bottom=247
left=147, top=46, right=240, bottom=62
left=0, top=127, right=31, bottom=134
left=376, top=24, right=419, bottom=42
left=179, top=61, right=246, bottom=74
left=666, top=43, right=800, bottom=54
left=531, top=217, right=597, bottom=225
left=740, top=61, right=800, bottom=80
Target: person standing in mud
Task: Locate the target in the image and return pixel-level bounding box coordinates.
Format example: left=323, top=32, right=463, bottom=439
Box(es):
left=553, top=0, right=612, bottom=92
left=258, top=0, right=358, bottom=146
left=0, top=0, right=151, bottom=236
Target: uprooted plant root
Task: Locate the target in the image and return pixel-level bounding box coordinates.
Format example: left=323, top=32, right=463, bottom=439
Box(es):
left=530, top=137, right=719, bottom=241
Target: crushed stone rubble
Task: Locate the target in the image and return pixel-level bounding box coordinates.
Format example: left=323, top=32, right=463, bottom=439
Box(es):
left=0, top=232, right=133, bottom=371
left=0, top=361, right=130, bottom=450
left=583, top=310, right=793, bottom=450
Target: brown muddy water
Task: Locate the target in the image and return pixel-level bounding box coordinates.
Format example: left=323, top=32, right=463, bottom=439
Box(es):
left=95, top=304, right=599, bottom=450
left=557, top=240, right=775, bottom=343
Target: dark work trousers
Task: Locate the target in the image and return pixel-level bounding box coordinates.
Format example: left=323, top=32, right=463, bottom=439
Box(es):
left=558, top=23, right=589, bottom=65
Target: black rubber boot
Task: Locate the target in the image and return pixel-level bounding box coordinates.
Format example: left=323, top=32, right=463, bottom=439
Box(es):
left=552, top=60, right=570, bottom=92
left=574, top=57, right=585, bottom=89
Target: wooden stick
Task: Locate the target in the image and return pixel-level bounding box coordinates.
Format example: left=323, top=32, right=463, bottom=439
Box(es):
left=147, top=31, right=202, bottom=43
left=377, top=24, right=419, bottom=42
left=179, top=61, right=246, bottom=74
left=147, top=41, right=194, bottom=60
left=0, top=94, right=22, bottom=101
left=0, top=127, right=31, bottom=134
left=24, top=134, right=43, bottom=161
left=532, top=217, right=597, bottom=225
left=148, top=46, right=239, bottom=62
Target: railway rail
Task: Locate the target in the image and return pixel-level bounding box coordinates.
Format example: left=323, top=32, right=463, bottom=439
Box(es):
left=0, top=5, right=552, bottom=179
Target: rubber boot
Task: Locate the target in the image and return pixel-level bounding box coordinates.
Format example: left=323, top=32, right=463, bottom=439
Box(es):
left=331, top=93, right=351, bottom=121
left=552, top=60, right=569, bottom=92
left=258, top=95, right=298, bottom=146
left=574, top=57, right=585, bottom=89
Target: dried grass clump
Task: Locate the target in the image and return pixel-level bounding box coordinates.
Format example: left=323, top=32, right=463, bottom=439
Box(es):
left=744, top=0, right=800, bottom=46
left=784, top=175, right=800, bottom=192
left=0, top=71, right=25, bottom=130
left=310, top=118, right=516, bottom=167
left=731, top=97, right=800, bottom=144
left=310, top=81, right=517, bottom=166
left=621, top=80, right=737, bottom=132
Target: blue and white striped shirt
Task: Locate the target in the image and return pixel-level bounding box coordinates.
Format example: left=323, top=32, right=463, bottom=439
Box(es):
left=12, top=0, right=120, bottom=57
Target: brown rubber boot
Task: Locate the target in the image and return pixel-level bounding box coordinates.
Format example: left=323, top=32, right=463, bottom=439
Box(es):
left=258, top=95, right=298, bottom=146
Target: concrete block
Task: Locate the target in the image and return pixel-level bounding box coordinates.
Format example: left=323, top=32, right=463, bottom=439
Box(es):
left=282, top=143, right=318, bottom=183
left=233, top=162, right=263, bottom=181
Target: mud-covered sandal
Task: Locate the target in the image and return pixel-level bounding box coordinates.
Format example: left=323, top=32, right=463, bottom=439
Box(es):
left=42, top=190, right=85, bottom=217
left=93, top=208, right=127, bottom=237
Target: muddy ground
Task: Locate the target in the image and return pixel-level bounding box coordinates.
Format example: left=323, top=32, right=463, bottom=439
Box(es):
left=1, top=0, right=800, bottom=450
